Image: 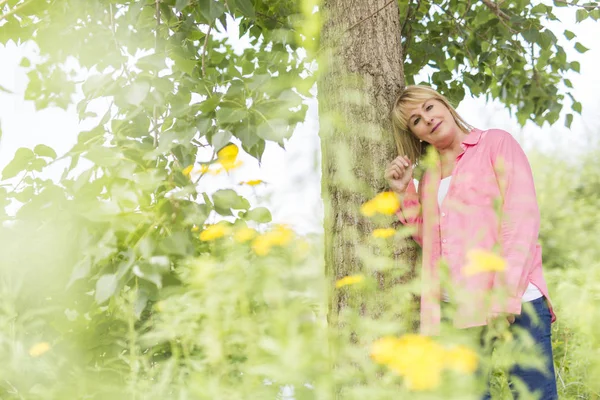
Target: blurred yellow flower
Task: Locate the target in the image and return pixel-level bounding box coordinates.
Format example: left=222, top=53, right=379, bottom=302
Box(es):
left=269, top=225, right=294, bottom=246
left=240, top=179, right=263, bottom=186
left=335, top=274, right=364, bottom=288
left=251, top=225, right=295, bottom=255
left=444, top=345, right=479, bottom=374
left=199, top=224, right=231, bottom=241
left=199, top=164, right=224, bottom=176
left=462, top=249, right=506, bottom=276
left=234, top=227, right=257, bottom=243
left=370, top=334, right=454, bottom=391
left=252, top=235, right=272, bottom=256
left=217, top=144, right=242, bottom=171
left=370, top=336, right=401, bottom=364
left=182, top=164, right=194, bottom=177
left=361, top=192, right=400, bottom=217
left=372, top=228, right=396, bottom=238
left=29, top=342, right=51, bottom=357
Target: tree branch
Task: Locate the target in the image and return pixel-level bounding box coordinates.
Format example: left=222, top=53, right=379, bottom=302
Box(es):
left=553, top=0, right=599, bottom=10
left=0, top=0, right=36, bottom=23
left=402, top=0, right=422, bottom=62
left=202, top=25, right=212, bottom=78
left=481, top=0, right=510, bottom=21
left=153, top=0, right=161, bottom=148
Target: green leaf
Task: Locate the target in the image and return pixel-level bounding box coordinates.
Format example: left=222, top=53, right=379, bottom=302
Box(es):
left=82, top=74, right=113, bottom=98
left=570, top=61, right=581, bottom=72
left=521, top=29, right=539, bottom=44
left=212, top=189, right=250, bottom=211
left=576, top=9, right=588, bottom=22
left=133, top=263, right=163, bottom=288
left=216, top=106, right=247, bottom=125
left=125, top=81, right=151, bottom=106
left=67, top=257, right=91, bottom=288
left=34, top=144, right=57, bottom=159
left=198, top=0, right=226, bottom=22
left=160, top=232, right=192, bottom=256
left=136, top=53, right=167, bottom=71
left=210, top=130, right=233, bottom=151
left=565, top=113, right=573, bottom=128
left=236, top=0, right=255, bottom=18
left=172, top=55, right=197, bottom=76
left=85, top=146, right=121, bottom=167
left=0, top=83, right=12, bottom=94
left=574, top=42, right=589, bottom=53
left=573, top=101, right=582, bottom=114
left=95, top=274, right=118, bottom=304
left=175, top=0, right=190, bottom=12
left=244, top=207, right=272, bottom=223
left=19, top=57, right=31, bottom=68
left=256, top=119, right=291, bottom=144
left=563, top=30, right=576, bottom=40
left=564, top=79, right=573, bottom=88
left=2, top=148, right=35, bottom=179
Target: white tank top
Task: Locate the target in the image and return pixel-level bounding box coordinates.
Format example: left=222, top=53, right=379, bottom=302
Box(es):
left=437, top=176, right=543, bottom=303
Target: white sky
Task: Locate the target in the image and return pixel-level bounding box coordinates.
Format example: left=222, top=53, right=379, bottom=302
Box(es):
left=0, top=7, right=598, bottom=235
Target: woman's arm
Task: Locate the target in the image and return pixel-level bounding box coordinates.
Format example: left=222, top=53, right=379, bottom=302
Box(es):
left=490, top=131, right=540, bottom=315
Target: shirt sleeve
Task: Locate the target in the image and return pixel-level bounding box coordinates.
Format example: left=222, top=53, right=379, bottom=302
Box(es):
left=396, top=179, right=423, bottom=246
left=491, top=131, right=540, bottom=314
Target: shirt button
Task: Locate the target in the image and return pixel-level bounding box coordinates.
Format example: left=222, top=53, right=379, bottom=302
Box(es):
left=442, top=239, right=447, bottom=244
left=441, top=212, right=446, bottom=217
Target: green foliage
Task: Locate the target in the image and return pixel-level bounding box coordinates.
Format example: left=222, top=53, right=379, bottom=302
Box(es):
left=400, top=0, right=587, bottom=127
left=532, top=148, right=600, bottom=398
left=0, top=0, right=597, bottom=398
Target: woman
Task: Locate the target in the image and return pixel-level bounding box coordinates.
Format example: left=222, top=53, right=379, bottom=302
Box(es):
left=386, top=85, right=557, bottom=399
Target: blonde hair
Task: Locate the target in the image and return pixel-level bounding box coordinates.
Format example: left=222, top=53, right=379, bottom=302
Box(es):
left=390, top=85, right=473, bottom=163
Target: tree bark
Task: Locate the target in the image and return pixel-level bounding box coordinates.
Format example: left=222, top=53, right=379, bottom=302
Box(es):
left=318, top=0, right=418, bottom=321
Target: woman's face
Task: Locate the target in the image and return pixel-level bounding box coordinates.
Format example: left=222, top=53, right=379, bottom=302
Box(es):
left=404, top=98, right=461, bottom=149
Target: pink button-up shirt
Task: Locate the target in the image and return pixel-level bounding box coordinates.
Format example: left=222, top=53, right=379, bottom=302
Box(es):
left=397, top=128, right=555, bottom=335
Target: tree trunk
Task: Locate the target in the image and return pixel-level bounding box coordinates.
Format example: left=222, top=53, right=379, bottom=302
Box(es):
left=318, top=1, right=418, bottom=321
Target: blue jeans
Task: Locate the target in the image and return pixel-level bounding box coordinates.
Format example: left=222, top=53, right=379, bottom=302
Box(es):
left=482, top=297, right=558, bottom=400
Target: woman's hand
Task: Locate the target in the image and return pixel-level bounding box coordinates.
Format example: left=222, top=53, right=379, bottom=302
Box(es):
left=385, top=155, right=414, bottom=194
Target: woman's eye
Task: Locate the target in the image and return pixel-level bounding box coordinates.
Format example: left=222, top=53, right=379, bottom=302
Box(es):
left=413, top=117, right=420, bottom=126
left=426, top=104, right=433, bottom=111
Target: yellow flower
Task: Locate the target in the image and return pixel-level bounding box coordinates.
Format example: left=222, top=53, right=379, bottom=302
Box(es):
left=29, top=342, right=51, bottom=357
left=199, top=164, right=223, bottom=176
left=234, top=227, right=257, bottom=243
left=199, top=223, right=231, bottom=241
left=370, top=336, right=401, bottom=365
left=444, top=345, right=479, bottom=374
left=462, top=249, right=506, bottom=276
left=252, top=235, right=273, bottom=256
left=269, top=225, right=294, bottom=246
left=217, top=144, right=242, bottom=171
left=372, top=228, right=396, bottom=238
left=251, top=225, right=295, bottom=255
left=182, top=164, right=194, bottom=177
left=388, top=334, right=445, bottom=391
left=335, top=274, right=364, bottom=288
left=240, top=179, right=263, bottom=186
left=361, top=192, right=400, bottom=217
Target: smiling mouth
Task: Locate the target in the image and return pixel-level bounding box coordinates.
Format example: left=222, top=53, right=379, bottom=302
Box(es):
left=431, top=121, right=442, bottom=133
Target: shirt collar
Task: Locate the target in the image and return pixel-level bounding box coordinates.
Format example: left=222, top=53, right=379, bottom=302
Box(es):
left=461, top=128, right=482, bottom=148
